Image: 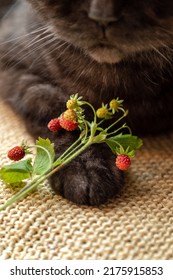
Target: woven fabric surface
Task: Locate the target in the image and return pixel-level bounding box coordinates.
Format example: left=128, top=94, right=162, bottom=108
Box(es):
left=0, top=100, right=173, bottom=260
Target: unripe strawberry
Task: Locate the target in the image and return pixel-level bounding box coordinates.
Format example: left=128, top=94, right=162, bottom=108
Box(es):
left=47, top=118, right=61, bottom=132
left=60, top=116, right=78, bottom=131
left=63, top=109, right=77, bottom=121
left=109, top=99, right=120, bottom=111
left=66, top=99, right=78, bottom=110
left=8, top=146, right=25, bottom=161
left=115, top=154, right=131, bottom=171
left=96, top=107, right=108, bottom=118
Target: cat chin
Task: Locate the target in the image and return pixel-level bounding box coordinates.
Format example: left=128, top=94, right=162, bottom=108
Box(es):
left=87, top=47, right=124, bottom=64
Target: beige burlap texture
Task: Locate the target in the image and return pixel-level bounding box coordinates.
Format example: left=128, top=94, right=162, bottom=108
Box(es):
left=0, top=100, right=173, bottom=260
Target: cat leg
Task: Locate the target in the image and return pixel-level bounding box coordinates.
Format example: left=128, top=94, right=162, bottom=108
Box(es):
left=0, top=70, right=67, bottom=135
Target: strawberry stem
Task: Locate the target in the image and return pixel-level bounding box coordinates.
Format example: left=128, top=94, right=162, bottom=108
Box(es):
left=81, top=101, right=97, bottom=123
left=0, top=175, right=43, bottom=211
left=104, top=110, right=128, bottom=133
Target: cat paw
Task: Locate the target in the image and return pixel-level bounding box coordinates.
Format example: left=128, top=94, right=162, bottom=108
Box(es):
left=50, top=145, right=124, bottom=205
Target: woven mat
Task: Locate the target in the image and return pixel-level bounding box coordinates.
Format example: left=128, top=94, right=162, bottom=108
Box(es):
left=0, top=100, right=173, bottom=260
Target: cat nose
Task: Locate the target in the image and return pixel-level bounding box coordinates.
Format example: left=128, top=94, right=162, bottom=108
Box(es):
left=88, top=0, right=124, bottom=25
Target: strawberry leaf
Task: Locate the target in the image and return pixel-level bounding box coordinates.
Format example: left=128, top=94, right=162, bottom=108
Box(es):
left=33, top=137, right=55, bottom=175
left=105, top=134, right=143, bottom=155
left=0, top=159, right=33, bottom=184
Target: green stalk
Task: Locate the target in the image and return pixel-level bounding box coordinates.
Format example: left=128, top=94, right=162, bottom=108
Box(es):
left=0, top=175, right=44, bottom=211
left=46, top=140, right=92, bottom=179
left=104, top=111, right=128, bottom=133
left=57, top=141, right=85, bottom=164
left=54, top=120, right=90, bottom=166
left=97, top=119, right=106, bottom=127
left=106, top=124, right=132, bottom=137
left=54, top=135, right=83, bottom=165
left=82, top=101, right=97, bottom=123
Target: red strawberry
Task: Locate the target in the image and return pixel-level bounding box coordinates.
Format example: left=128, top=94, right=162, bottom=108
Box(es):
left=7, top=146, right=25, bottom=161
left=47, top=118, right=61, bottom=132
left=59, top=109, right=78, bottom=131
left=115, top=154, right=131, bottom=171
left=60, top=116, right=78, bottom=131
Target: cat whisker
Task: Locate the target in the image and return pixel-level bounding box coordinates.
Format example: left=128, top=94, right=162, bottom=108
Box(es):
left=156, top=40, right=173, bottom=53
left=2, top=30, right=54, bottom=66
left=28, top=40, right=69, bottom=68
left=0, top=26, right=48, bottom=46
left=0, top=27, right=51, bottom=61
left=24, top=32, right=54, bottom=51
left=13, top=30, right=53, bottom=59
left=150, top=44, right=172, bottom=64
left=157, top=27, right=173, bottom=37
left=8, top=36, right=58, bottom=69
left=55, top=42, right=72, bottom=57
left=46, top=41, right=70, bottom=57
left=55, top=45, right=76, bottom=65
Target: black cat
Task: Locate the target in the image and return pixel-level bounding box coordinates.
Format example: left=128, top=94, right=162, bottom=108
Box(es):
left=0, top=0, right=173, bottom=205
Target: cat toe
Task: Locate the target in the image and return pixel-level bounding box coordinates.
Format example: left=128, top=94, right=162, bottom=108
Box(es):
left=50, top=160, right=124, bottom=206
left=87, top=166, right=124, bottom=205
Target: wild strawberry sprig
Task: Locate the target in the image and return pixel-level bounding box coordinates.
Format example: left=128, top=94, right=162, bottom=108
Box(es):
left=0, top=94, right=143, bottom=210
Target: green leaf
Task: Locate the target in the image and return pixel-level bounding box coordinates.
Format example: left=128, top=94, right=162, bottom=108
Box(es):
left=0, top=159, right=33, bottom=184
left=33, top=137, right=55, bottom=175
left=105, top=134, right=143, bottom=155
